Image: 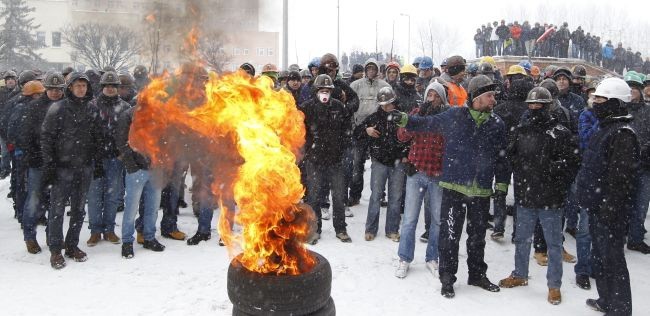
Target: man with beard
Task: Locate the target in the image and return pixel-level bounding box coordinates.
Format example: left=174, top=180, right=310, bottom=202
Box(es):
left=570, top=65, right=588, bottom=101
left=17, top=73, right=66, bottom=254
left=577, top=78, right=637, bottom=315
left=393, top=65, right=422, bottom=114
left=499, top=87, right=580, bottom=305
left=440, top=56, right=468, bottom=107
left=42, top=72, right=103, bottom=269
left=85, top=71, right=131, bottom=247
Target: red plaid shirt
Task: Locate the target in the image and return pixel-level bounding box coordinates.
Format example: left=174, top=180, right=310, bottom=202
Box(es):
left=397, top=108, right=445, bottom=178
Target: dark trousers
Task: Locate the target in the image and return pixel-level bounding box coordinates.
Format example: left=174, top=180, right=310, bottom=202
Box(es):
left=11, top=152, right=28, bottom=222
left=160, top=160, right=188, bottom=234
left=304, top=160, right=347, bottom=234
left=438, top=189, right=490, bottom=285
left=46, top=167, right=92, bottom=252
left=348, top=142, right=368, bottom=202
left=590, top=211, right=632, bottom=316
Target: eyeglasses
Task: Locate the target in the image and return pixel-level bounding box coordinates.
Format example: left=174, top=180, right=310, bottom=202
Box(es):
left=324, top=62, right=339, bottom=70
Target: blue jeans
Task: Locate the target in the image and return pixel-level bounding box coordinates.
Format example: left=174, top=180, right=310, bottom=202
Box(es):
left=564, top=182, right=579, bottom=230
left=11, top=150, right=28, bottom=222
left=365, top=159, right=405, bottom=235
left=190, top=162, right=236, bottom=235
left=122, top=169, right=163, bottom=243
left=397, top=172, right=442, bottom=263
left=629, top=170, right=650, bottom=243
left=47, top=167, right=92, bottom=252
left=22, top=168, right=49, bottom=241
left=87, top=158, right=125, bottom=234
left=348, top=141, right=367, bottom=202
left=497, top=39, right=505, bottom=55
left=574, top=207, right=592, bottom=277
left=513, top=206, right=563, bottom=288
left=160, top=160, right=189, bottom=234
left=304, top=160, right=347, bottom=234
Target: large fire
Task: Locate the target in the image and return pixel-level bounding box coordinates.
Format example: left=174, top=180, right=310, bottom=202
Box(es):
left=129, top=68, right=316, bottom=275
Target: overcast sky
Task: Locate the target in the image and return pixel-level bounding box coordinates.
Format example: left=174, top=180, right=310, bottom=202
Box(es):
left=259, top=0, right=648, bottom=68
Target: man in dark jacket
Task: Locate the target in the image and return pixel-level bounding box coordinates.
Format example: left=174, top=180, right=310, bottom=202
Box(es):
left=85, top=71, right=131, bottom=247
left=0, top=70, right=19, bottom=178
left=614, top=43, right=626, bottom=74
left=133, top=65, right=151, bottom=93
left=300, top=74, right=352, bottom=244
left=553, top=67, right=585, bottom=132
left=492, top=78, right=534, bottom=239
left=395, top=75, right=509, bottom=298
left=495, top=20, right=510, bottom=56
left=115, top=106, right=166, bottom=258
left=498, top=87, right=580, bottom=305
left=118, top=73, right=138, bottom=106
left=283, top=70, right=304, bottom=106
left=42, top=72, right=103, bottom=269
left=393, top=64, right=422, bottom=114
left=355, top=86, right=408, bottom=242
left=17, top=73, right=65, bottom=254
left=576, top=78, right=637, bottom=316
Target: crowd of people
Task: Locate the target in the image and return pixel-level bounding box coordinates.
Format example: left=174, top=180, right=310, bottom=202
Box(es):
left=2, top=47, right=650, bottom=316
left=474, top=20, right=650, bottom=75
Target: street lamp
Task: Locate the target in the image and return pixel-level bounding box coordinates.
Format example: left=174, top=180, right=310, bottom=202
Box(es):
left=400, top=13, right=410, bottom=64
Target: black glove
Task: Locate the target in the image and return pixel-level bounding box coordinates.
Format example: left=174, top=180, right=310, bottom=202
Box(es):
left=41, top=165, right=56, bottom=190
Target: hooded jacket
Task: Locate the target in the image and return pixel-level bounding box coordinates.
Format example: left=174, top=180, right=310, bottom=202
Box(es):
left=299, top=95, right=352, bottom=166
left=41, top=72, right=103, bottom=171
left=350, top=58, right=391, bottom=126
left=115, top=106, right=151, bottom=173
left=394, top=79, right=422, bottom=114
left=493, top=79, right=534, bottom=138
left=355, top=104, right=409, bottom=167
left=88, top=92, right=131, bottom=160
left=14, top=94, right=58, bottom=168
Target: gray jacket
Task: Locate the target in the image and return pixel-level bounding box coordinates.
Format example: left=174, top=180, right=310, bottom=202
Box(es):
left=350, top=58, right=390, bottom=126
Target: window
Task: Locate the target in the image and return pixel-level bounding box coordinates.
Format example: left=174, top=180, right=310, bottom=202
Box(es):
left=233, top=48, right=241, bottom=56
left=242, top=48, right=249, bottom=56
left=51, top=32, right=61, bottom=47
left=36, top=31, right=46, bottom=46
left=267, top=48, right=274, bottom=56
left=257, top=48, right=266, bottom=56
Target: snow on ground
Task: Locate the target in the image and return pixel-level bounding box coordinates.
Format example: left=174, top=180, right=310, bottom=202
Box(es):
left=0, top=165, right=648, bottom=316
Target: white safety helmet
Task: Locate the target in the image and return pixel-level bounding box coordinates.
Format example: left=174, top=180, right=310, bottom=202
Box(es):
left=593, top=77, right=632, bottom=103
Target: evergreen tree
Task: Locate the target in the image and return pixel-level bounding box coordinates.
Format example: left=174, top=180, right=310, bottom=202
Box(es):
left=0, top=0, right=44, bottom=70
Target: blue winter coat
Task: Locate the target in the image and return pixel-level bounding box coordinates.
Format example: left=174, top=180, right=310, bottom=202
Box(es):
left=578, top=109, right=599, bottom=151
left=405, top=107, right=509, bottom=189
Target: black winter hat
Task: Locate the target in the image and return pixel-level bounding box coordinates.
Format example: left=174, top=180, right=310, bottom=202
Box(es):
left=352, top=64, right=364, bottom=75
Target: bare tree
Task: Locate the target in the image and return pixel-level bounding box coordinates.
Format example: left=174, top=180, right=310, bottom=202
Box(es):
left=415, top=20, right=463, bottom=65
left=198, top=31, right=230, bottom=73
left=62, top=22, right=144, bottom=70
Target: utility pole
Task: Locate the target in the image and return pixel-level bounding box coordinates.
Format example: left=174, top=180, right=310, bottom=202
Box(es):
left=283, top=0, right=288, bottom=69
left=400, top=13, right=410, bottom=64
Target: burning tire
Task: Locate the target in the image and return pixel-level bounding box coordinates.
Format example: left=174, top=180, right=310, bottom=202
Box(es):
left=227, top=250, right=334, bottom=315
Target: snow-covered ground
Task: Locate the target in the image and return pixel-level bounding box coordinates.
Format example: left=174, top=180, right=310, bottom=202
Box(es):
left=0, top=166, right=648, bottom=316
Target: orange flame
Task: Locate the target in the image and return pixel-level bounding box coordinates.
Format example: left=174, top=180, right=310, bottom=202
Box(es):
left=130, top=67, right=316, bottom=275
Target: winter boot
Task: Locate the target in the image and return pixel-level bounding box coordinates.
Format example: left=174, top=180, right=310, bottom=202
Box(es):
left=136, top=231, right=144, bottom=245
left=162, top=230, right=186, bottom=241
left=336, top=231, right=352, bottom=243
left=547, top=288, right=561, bottom=305
left=87, top=233, right=102, bottom=247
left=562, top=248, right=576, bottom=263
left=627, top=241, right=650, bottom=254
left=218, top=238, right=225, bottom=246
left=50, top=250, right=66, bottom=269
left=25, top=240, right=42, bottom=254
left=499, top=274, right=528, bottom=288
left=344, top=207, right=354, bottom=217
left=576, top=274, right=591, bottom=290
left=468, top=277, right=500, bottom=292
left=364, top=233, right=375, bottom=241
left=103, top=231, right=121, bottom=244
left=586, top=299, right=607, bottom=312
left=143, top=238, right=166, bottom=252
left=386, top=233, right=400, bottom=242
left=441, top=283, right=455, bottom=298
left=419, top=231, right=429, bottom=243
left=347, top=198, right=360, bottom=207
left=490, top=231, right=504, bottom=241
left=122, top=243, right=134, bottom=259
left=321, top=208, right=331, bottom=220
left=64, top=246, right=87, bottom=262
left=534, top=252, right=548, bottom=266
left=187, top=232, right=211, bottom=245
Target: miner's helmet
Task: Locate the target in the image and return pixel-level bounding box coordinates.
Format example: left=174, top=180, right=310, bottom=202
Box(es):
left=18, top=70, right=37, bottom=86
left=100, top=71, right=121, bottom=86
left=3, top=70, right=17, bottom=80
left=377, top=86, right=397, bottom=106
left=43, top=72, right=66, bottom=89
left=525, top=87, right=553, bottom=104
left=133, top=65, right=148, bottom=78
left=313, top=74, right=335, bottom=89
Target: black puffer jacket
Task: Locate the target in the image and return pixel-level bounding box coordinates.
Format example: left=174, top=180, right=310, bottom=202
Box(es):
left=628, top=102, right=650, bottom=170
left=355, top=107, right=409, bottom=166
left=14, top=95, right=58, bottom=168
left=88, top=93, right=131, bottom=160
left=115, top=106, right=150, bottom=173
left=509, top=113, right=580, bottom=209
left=41, top=73, right=102, bottom=172
left=394, top=81, right=422, bottom=114
left=299, top=97, right=352, bottom=166
left=0, top=93, right=29, bottom=140
left=493, top=79, right=534, bottom=138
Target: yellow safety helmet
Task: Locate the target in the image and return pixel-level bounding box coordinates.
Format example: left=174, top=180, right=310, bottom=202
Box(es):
left=507, top=65, right=528, bottom=76
left=481, top=56, right=497, bottom=68
left=400, top=64, right=418, bottom=76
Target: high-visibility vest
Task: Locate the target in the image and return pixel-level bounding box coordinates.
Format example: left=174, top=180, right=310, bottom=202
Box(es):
left=447, top=82, right=467, bottom=107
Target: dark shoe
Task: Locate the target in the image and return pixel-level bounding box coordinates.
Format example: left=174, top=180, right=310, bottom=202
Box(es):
left=218, top=238, right=225, bottom=246
left=37, top=216, right=48, bottom=226
left=87, top=233, right=101, bottom=247
left=490, top=231, right=504, bottom=241
left=122, top=243, right=134, bottom=259
left=441, top=284, right=455, bottom=298
left=627, top=241, right=650, bottom=254
left=103, top=231, right=121, bottom=244
left=178, top=199, right=188, bottom=208
left=347, top=199, right=360, bottom=207
left=143, top=238, right=166, bottom=252
left=162, top=230, right=187, bottom=240
left=26, top=240, right=42, bottom=254
left=187, top=232, right=211, bottom=245
left=586, top=298, right=607, bottom=312
left=565, top=227, right=577, bottom=239
left=336, top=232, right=352, bottom=243
left=576, top=274, right=591, bottom=290
left=116, top=204, right=124, bottom=213
left=64, top=246, right=87, bottom=262
left=380, top=198, right=388, bottom=208
left=50, top=251, right=66, bottom=269
left=468, top=277, right=500, bottom=292
left=419, top=231, right=429, bottom=243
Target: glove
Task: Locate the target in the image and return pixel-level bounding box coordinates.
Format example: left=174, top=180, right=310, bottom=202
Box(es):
left=41, top=165, right=56, bottom=191
left=93, top=164, right=105, bottom=179
left=388, top=110, right=408, bottom=127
